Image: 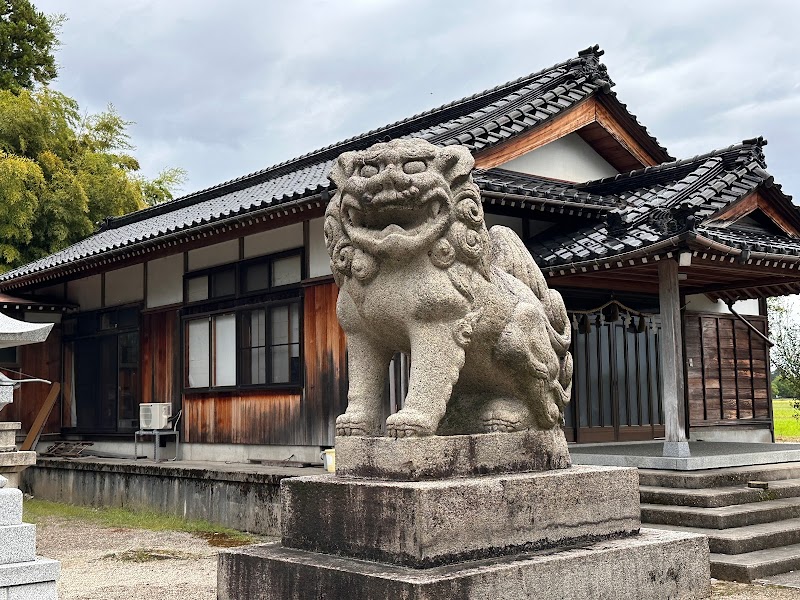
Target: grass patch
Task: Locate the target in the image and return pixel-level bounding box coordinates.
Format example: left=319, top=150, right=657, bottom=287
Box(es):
left=773, top=398, right=800, bottom=441
left=23, top=498, right=257, bottom=547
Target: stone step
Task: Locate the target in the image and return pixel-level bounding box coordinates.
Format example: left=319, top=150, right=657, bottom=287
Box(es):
left=640, top=478, right=800, bottom=508
left=641, top=496, right=800, bottom=529
left=647, top=519, right=800, bottom=555
left=639, top=462, right=800, bottom=489
left=710, top=543, right=800, bottom=583
left=0, top=524, right=36, bottom=565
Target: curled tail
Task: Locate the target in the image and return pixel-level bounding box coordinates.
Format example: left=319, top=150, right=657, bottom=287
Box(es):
left=489, top=226, right=573, bottom=411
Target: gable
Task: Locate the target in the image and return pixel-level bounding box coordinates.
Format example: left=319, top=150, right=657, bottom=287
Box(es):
left=498, top=132, right=618, bottom=182
left=706, top=191, right=800, bottom=238
left=473, top=96, right=662, bottom=175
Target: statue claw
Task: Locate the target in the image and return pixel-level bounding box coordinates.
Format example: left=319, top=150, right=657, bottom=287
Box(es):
left=386, top=409, right=437, bottom=439
left=335, top=412, right=380, bottom=437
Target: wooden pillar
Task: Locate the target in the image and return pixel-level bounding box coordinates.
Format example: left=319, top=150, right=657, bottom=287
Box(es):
left=658, top=259, right=690, bottom=457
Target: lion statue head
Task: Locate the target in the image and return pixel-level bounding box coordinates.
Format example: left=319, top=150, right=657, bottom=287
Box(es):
left=324, top=138, right=491, bottom=286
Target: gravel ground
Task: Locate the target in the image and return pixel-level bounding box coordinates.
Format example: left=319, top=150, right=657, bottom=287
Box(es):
left=35, top=517, right=275, bottom=600
left=33, top=517, right=800, bottom=599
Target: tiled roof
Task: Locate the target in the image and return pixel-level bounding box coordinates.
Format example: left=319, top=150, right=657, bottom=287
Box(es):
left=0, top=45, right=669, bottom=285
left=699, top=224, right=800, bottom=257
left=528, top=139, right=799, bottom=269
left=473, top=168, right=616, bottom=209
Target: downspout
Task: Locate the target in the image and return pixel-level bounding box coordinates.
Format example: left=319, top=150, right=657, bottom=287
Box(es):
left=724, top=301, right=774, bottom=348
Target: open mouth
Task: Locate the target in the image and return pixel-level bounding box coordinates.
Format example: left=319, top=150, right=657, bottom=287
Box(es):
left=347, top=199, right=443, bottom=238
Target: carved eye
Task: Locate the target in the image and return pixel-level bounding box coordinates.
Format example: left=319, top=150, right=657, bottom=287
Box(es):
left=403, top=160, right=426, bottom=175
left=360, top=164, right=378, bottom=178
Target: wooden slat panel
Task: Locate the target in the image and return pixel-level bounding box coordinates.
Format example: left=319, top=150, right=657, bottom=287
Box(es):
left=686, top=313, right=770, bottom=426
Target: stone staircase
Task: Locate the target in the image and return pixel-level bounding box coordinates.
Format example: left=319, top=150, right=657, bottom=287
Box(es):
left=640, top=462, right=800, bottom=583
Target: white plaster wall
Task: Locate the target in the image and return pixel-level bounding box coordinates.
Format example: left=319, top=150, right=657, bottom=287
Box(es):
left=243, top=223, right=303, bottom=259
left=147, top=254, right=184, bottom=308
left=685, top=294, right=760, bottom=316
left=104, top=264, right=144, bottom=306
left=484, top=214, right=524, bottom=236
left=187, top=239, right=239, bottom=271
left=307, top=218, right=332, bottom=278
left=500, top=133, right=618, bottom=182
left=66, top=275, right=102, bottom=310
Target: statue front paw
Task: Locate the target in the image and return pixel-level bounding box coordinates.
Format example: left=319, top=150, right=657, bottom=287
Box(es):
left=336, top=412, right=381, bottom=437
left=386, top=409, right=438, bottom=438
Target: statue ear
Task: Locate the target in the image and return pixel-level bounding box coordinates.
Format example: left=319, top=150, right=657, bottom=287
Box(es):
left=434, top=145, right=475, bottom=186
left=329, top=151, right=359, bottom=189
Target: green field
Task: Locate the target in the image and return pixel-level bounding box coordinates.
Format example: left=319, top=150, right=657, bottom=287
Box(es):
left=773, top=399, right=800, bottom=441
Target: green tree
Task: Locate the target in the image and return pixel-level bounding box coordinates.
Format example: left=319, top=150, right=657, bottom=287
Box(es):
left=772, top=372, right=798, bottom=399
left=0, top=88, right=186, bottom=271
left=0, top=0, right=61, bottom=91
left=768, top=297, right=800, bottom=400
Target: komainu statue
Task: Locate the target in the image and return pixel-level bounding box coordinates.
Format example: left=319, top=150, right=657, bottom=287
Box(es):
left=325, top=138, right=572, bottom=438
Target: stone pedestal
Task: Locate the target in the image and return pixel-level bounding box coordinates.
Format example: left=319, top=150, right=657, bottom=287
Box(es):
left=0, top=476, right=59, bottom=600
left=219, top=435, right=710, bottom=599
left=0, top=423, right=35, bottom=489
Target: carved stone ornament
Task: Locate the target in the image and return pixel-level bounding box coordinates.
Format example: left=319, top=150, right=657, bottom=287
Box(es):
left=325, top=138, right=572, bottom=438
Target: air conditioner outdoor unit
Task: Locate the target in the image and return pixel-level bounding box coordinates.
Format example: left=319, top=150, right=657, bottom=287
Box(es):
left=139, top=403, right=172, bottom=430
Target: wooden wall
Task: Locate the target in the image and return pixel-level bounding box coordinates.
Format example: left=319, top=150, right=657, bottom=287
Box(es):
left=141, top=309, right=180, bottom=407
left=183, top=281, right=347, bottom=446
left=685, top=313, right=771, bottom=424
left=302, top=281, right=348, bottom=445
left=1, top=325, right=62, bottom=435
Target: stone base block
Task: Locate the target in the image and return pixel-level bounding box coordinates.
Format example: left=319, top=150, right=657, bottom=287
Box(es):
left=0, top=558, right=59, bottom=588
left=335, top=429, right=570, bottom=481
left=282, top=466, right=639, bottom=567
left=0, top=525, right=35, bottom=565
left=0, top=488, right=23, bottom=526
left=219, top=528, right=710, bottom=600
left=2, top=580, right=58, bottom=600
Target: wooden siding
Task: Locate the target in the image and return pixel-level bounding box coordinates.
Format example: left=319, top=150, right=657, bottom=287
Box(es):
left=184, top=390, right=302, bottom=444
left=302, top=281, right=348, bottom=445
left=1, top=325, right=62, bottom=435
left=183, top=281, right=347, bottom=446
left=141, top=309, right=180, bottom=408
left=685, top=313, right=771, bottom=425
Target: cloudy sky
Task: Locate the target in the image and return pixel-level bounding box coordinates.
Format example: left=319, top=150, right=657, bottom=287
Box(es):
left=35, top=0, right=800, bottom=200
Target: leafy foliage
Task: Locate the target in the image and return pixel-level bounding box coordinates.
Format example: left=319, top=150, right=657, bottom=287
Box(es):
left=0, top=88, right=186, bottom=272
left=0, top=0, right=61, bottom=91
left=768, top=297, right=800, bottom=414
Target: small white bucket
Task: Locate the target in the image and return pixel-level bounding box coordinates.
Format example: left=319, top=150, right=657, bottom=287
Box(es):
left=321, top=449, right=336, bottom=473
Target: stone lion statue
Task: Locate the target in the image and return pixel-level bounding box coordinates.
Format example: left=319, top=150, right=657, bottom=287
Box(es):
left=325, top=138, right=572, bottom=438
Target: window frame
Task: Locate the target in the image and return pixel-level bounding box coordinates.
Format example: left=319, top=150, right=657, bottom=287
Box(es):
left=181, top=248, right=304, bottom=393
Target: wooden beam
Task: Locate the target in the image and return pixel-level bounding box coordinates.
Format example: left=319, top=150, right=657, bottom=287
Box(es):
left=658, top=259, right=689, bottom=451
left=594, top=98, right=660, bottom=168
left=21, top=382, right=61, bottom=452
left=474, top=100, right=597, bottom=169
left=706, top=191, right=800, bottom=238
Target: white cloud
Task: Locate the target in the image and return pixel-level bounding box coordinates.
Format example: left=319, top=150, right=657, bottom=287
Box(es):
left=33, top=0, right=800, bottom=198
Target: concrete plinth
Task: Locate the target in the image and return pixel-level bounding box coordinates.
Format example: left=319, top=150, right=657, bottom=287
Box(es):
left=282, top=466, right=640, bottom=567
left=219, top=528, right=710, bottom=600
left=335, top=429, right=570, bottom=481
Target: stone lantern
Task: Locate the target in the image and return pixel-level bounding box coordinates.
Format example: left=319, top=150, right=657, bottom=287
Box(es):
left=0, top=311, right=59, bottom=599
